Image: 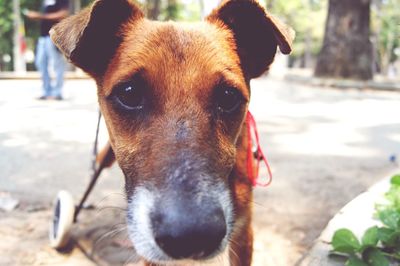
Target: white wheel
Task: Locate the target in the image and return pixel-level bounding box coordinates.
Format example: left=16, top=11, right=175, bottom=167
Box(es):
left=49, top=190, right=75, bottom=249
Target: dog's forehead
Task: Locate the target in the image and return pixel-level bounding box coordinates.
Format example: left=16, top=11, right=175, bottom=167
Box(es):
left=102, top=20, right=246, bottom=95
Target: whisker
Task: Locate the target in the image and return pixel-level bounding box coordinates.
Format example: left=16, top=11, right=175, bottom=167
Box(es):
left=227, top=241, right=240, bottom=265
left=96, top=205, right=127, bottom=214
left=94, top=222, right=126, bottom=244
left=123, top=251, right=137, bottom=266
left=93, top=224, right=127, bottom=251
left=93, top=192, right=126, bottom=208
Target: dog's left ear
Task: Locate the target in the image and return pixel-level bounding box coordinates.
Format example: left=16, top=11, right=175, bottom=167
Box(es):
left=207, top=0, right=294, bottom=79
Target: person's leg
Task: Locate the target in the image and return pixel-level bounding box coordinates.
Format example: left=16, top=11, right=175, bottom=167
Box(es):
left=48, top=37, right=65, bottom=98
left=35, top=37, right=52, bottom=98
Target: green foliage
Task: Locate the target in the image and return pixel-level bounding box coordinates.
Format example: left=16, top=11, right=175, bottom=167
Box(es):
left=163, top=0, right=182, bottom=20
left=391, top=175, right=400, bottom=186
left=0, top=1, right=14, bottom=66
left=363, top=247, right=390, bottom=266
left=1, top=0, right=399, bottom=71
left=81, top=0, right=93, bottom=8
left=371, top=0, right=400, bottom=67
left=265, top=0, right=400, bottom=71
left=362, top=226, right=379, bottom=247
left=330, top=174, right=400, bottom=265
left=378, top=209, right=400, bottom=229
left=332, top=229, right=361, bottom=254
left=174, top=0, right=201, bottom=22
left=264, top=0, right=327, bottom=59
left=376, top=174, right=400, bottom=220
left=0, top=0, right=41, bottom=70
left=346, top=255, right=369, bottom=266
left=0, top=0, right=13, bottom=61
left=139, top=0, right=197, bottom=22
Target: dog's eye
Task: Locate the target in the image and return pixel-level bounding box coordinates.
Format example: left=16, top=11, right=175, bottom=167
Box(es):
left=114, top=83, right=144, bottom=110
left=216, top=87, right=243, bottom=113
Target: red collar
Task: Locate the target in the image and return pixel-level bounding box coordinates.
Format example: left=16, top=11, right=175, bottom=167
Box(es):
left=246, top=111, right=273, bottom=187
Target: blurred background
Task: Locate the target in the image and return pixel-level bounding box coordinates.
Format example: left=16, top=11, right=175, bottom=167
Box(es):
left=1, top=0, right=399, bottom=80
left=0, top=1, right=399, bottom=266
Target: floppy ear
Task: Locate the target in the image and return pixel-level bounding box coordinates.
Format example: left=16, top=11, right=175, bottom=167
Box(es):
left=50, top=0, right=144, bottom=77
left=207, top=0, right=294, bottom=79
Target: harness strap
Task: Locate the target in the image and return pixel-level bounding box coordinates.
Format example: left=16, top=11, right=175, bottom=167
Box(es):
left=246, top=111, right=273, bottom=187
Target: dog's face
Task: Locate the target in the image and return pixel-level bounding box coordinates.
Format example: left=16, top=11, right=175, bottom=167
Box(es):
left=51, top=0, right=292, bottom=263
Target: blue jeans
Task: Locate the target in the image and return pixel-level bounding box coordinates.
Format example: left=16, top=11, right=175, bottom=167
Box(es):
left=35, top=36, right=65, bottom=97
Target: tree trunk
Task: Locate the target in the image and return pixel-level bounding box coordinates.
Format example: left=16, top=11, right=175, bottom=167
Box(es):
left=315, top=0, right=373, bottom=80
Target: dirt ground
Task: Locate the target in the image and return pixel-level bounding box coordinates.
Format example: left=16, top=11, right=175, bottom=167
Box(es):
left=0, top=77, right=399, bottom=266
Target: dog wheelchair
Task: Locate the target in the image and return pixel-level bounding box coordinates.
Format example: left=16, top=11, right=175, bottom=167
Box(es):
left=49, top=111, right=115, bottom=249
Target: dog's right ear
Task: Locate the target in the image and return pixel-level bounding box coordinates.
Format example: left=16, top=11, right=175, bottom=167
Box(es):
left=50, top=0, right=144, bottom=77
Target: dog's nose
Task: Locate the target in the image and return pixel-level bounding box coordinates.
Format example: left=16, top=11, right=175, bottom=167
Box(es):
left=151, top=201, right=226, bottom=259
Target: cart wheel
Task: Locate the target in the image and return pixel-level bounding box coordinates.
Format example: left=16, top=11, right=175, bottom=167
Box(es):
left=49, top=190, right=75, bottom=249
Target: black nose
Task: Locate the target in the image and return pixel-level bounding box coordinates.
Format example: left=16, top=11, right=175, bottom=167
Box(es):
left=151, top=202, right=226, bottom=259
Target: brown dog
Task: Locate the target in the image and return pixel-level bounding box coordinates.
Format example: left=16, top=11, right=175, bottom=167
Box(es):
left=50, top=0, right=293, bottom=265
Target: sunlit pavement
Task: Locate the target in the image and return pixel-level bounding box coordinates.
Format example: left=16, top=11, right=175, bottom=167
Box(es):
left=0, top=77, right=399, bottom=265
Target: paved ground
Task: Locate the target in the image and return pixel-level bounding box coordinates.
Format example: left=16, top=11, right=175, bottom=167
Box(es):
left=0, top=77, right=399, bottom=265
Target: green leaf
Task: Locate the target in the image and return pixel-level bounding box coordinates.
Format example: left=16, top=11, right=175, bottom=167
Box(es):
left=345, top=255, right=368, bottom=266
left=362, top=226, right=379, bottom=247
left=363, top=248, right=389, bottom=266
left=388, top=231, right=400, bottom=247
left=332, top=229, right=361, bottom=254
left=379, top=227, right=400, bottom=247
left=391, top=174, right=400, bottom=186
left=378, top=209, right=400, bottom=229
left=383, top=194, right=400, bottom=213
left=378, top=227, right=395, bottom=243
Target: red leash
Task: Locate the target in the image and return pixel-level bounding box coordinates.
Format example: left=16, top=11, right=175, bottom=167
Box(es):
left=246, top=111, right=273, bottom=187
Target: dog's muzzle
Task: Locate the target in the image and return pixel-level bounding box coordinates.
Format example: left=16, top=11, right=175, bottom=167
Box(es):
left=151, top=197, right=226, bottom=259
left=127, top=182, right=233, bottom=263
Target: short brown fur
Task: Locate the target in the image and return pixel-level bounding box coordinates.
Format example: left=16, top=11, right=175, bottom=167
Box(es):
left=51, top=0, right=292, bottom=265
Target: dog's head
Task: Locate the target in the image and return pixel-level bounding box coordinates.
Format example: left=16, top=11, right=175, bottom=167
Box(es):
left=51, top=0, right=292, bottom=263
